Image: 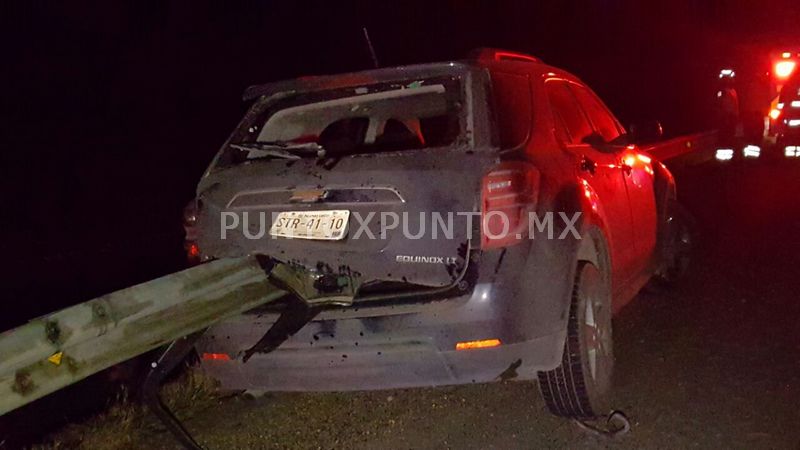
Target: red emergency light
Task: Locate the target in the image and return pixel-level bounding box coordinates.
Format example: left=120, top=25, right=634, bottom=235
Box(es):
left=775, top=60, right=796, bottom=80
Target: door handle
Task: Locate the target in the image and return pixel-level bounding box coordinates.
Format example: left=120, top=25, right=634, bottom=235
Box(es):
left=579, top=156, right=597, bottom=175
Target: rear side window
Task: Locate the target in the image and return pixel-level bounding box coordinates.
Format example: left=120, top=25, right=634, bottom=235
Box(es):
left=490, top=72, right=531, bottom=149
left=545, top=80, right=593, bottom=145
left=570, top=84, right=623, bottom=143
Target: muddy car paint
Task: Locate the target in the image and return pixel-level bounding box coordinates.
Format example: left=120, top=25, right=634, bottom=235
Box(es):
left=190, top=54, right=675, bottom=391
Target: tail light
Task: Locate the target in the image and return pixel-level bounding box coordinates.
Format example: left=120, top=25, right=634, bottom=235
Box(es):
left=201, top=352, right=231, bottom=361
left=185, top=241, right=201, bottom=263
left=480, top=162, right=539, bottom=249
left=183, top=199, right=201, bottom=264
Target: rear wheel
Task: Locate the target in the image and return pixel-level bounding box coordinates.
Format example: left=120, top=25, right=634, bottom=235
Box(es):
left=537, top=261, right=613, bottom=418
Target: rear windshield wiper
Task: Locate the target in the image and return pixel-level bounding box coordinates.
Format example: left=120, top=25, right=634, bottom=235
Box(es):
left=230, top=141, right=326, bottom=160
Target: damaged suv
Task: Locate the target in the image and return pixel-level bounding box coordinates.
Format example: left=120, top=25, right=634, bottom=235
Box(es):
left=186, top=49, right=688, bottom=418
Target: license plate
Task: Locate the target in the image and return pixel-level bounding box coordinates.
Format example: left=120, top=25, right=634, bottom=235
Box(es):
left=269, top=210, right=350, bottom=240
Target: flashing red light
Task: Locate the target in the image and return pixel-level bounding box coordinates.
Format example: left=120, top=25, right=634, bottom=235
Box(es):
left=770, top=108, right=782, bottom=120
left=202, top=352, right=231, bottom=361
left=775, top=60, right=796, bottom=79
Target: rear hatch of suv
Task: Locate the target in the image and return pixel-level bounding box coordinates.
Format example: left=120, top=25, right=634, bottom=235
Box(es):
left=195, top=64, right=497, bottom=302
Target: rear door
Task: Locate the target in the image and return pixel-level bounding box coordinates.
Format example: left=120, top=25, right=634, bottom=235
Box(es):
left=198, top=71, right=495, bottom=296
left=570, top=84, right=658, bottom=272
left=545, top=79, right=637, bottom=292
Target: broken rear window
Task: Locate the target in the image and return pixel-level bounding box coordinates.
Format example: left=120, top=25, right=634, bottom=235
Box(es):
left=225, top=77, right=465, bottom=163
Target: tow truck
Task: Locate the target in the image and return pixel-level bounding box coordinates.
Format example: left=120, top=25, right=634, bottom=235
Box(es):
left=715, top=48, right=800, bottom=161
left=767, top=50, right=799, bottom=142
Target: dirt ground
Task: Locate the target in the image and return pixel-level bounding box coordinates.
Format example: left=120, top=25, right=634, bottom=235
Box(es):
left=34, top=158, right=800, bottom=449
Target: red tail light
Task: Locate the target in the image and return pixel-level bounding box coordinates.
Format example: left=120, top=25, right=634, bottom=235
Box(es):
left=184, top=241, right=201, bottom=266
left=201, top=352, right=231, bottom=361
left=481, top=162, right=539, bottom=249
left=183, top=199, right=201, bottom=264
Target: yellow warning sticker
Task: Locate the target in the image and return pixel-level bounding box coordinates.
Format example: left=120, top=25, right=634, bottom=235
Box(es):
left=47, top=351, right=63, bottom=366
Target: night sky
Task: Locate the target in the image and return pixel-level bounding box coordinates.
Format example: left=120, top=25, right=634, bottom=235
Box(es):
left=2, top=0, right=799, bottom=329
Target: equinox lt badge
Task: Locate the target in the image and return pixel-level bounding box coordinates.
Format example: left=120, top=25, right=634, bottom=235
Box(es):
left=396, top=255, right=458, bottom=264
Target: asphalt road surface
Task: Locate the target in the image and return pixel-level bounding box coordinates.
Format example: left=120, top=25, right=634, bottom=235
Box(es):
left=40, top=156, right=800, bottom=449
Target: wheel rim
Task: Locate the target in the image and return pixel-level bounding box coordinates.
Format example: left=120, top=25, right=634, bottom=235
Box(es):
left=584, top=299, right=599, bottom=379
left=581, top=267, right=612, bottom=385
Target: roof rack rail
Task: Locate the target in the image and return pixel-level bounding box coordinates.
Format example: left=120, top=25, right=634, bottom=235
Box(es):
left=469, top=47, right=540, bottom=63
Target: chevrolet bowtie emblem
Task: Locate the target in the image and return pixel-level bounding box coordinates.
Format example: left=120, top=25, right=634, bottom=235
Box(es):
left=289, top=189, right=328, bottom=203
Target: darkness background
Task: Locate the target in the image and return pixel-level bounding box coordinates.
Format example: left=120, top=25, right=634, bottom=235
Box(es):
left=2, top=0, right=800, bottom=446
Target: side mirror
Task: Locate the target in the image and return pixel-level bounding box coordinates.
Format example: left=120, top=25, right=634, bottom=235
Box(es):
left=629, top=120, right=664, bottom=144
left=582, top=132, right=621, bottom=152
left=581, top=132, right=607, bottom=147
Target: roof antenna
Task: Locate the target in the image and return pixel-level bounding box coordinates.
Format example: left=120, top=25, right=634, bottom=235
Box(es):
left=362, top=27, right=380, bottom=68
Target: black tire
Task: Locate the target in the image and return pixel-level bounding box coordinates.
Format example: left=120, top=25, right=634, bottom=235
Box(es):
left=537, top=261, right=613, bottom=418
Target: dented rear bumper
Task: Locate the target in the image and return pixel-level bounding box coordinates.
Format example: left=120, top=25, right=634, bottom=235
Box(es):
left=197, top=276, right=565, bottom=391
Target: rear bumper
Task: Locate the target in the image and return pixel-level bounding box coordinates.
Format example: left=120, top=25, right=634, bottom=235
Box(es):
left=197, top=279, right=565, bottom=391
left=201, top=333, right=562, bottom=391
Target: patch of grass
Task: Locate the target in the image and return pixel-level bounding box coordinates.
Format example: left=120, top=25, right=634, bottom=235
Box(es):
left=35, top=368, right=220, bottom=450
left=160, top=366, right=221, bottom=414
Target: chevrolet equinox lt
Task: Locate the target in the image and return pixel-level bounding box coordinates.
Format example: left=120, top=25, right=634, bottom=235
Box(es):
left=185, top=49, right=690, bottom=419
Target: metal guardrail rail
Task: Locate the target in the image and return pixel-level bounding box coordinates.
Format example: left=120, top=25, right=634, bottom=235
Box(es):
left=0, top=256, right=286, bottom=415
left=642, top=131, right=718, bottom=164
